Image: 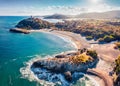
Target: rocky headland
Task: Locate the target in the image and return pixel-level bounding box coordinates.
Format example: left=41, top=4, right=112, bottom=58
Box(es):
left=16, top=17, right=54, bottom=29
left=9, top=17, right=55, bottom=34
left=31, top=49, right=99, bottom=84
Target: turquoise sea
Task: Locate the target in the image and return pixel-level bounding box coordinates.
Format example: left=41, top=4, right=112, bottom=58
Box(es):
left=0, top=16, right=76, bottom=86
left=0, top=16, right=99, bottom=86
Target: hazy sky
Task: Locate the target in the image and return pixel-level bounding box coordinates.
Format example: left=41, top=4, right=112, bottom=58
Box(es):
left=0, top=0, right=120, bottom=16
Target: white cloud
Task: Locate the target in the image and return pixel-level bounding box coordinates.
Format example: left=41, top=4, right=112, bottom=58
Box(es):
left=0, top=2, right=120, bottom=16
left=88, top=0, right=103, bottom=4
left=87, top=3, right=120, bottom=12
left=43, top=6, right=88, bottom=15
left=42, top=4, right=120, bottom=15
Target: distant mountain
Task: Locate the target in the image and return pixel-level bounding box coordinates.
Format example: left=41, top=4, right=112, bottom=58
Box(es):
left=43, top=10, right=120, bottom=19
left=76, top=10, right=120, bottom=19
left=44, top=14, right=69, bottom=19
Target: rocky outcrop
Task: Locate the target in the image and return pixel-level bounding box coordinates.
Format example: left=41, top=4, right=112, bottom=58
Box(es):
left=16, top=17, right=54, bottom=30
left=55, top=54, right=66, bottom=58
left=9, top=28, right=30, bottom=34
left=64, top=71, right=72, bottom=81
left=32, top=58, right=98, bottom=73
left=31, top=49, right=99, bottom=83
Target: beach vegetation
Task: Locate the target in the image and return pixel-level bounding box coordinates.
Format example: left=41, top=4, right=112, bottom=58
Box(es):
left=86, top=36, right=93, bottom=40
left=113, top=55, right=120, bottom=86
left=55, top=19, right=120, bottom=43
left=71, top=53, right=93, bottom=64
left=98, top=35, right=115, bottom=43
left=86, top=50, right=97, bottom=59
left=114, top=55, right=120, bottom=74
left=114, top=42, right=120, bottom=50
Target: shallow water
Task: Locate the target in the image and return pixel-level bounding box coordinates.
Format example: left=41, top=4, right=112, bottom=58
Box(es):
left=0, top=16, right=98, bottom=86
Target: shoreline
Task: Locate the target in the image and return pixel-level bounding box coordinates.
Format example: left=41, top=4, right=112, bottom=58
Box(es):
left=29, top=29, right=120, bottom=86
left=30, top=29, right=89, bottom=50
left=30, top=29, right=120, bottom=62
left=29, top=29, right=120, bottom=64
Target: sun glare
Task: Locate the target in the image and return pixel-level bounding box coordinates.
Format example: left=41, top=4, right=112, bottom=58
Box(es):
left=90, top=0, right=101, bottom=4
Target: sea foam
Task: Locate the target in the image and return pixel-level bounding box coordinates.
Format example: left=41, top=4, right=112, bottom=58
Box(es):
left=20, top=55, right=100, bottom=86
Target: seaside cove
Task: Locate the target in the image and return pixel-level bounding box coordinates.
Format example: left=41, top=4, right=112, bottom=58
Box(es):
left=16, top=17, right=120, bottom=86
left=1, top=0, right=120, bottom=85
left=20, top=29, right=118, bottom=86
left=20, top=30, right=100, bottom=86
left=0, top=16, right=76, bottom=86
left=0, top=16, right=120, bottom=86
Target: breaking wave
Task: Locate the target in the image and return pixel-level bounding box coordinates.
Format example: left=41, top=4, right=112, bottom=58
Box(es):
left=20, top=55, right=100, bottom=86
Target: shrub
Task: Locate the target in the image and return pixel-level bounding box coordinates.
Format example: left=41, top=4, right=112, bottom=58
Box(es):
left=114, top=55, right=120, bottom=74
left=114, top=42, right=120, bottom=50
left=86, top=50, right=97, bottom=59
left=86, top=36, right=93, bottom=40
left=71, top=53, right=93, bottom=64
left=113, top=55, right=120, bottom=86
left=98, top=35, right=115, bottom=43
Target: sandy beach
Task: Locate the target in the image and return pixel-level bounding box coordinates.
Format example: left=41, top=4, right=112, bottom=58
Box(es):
left=30, top=29, right=120, bottom=86
left=50, top=30, right=119, bottom=86
left=30, top=29, right=90, bottom=49
left=30, top=29, right=120, bottom=61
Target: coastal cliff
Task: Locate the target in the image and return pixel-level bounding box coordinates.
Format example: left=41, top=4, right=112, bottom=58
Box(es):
left=16, top=17, right=54, bottom=30
left=31, top=49, right=99, bottom=85
left=9, top=17, right=55, bottom=33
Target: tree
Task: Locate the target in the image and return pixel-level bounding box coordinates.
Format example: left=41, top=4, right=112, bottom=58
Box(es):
left=114, top=55, right=120, bottom=74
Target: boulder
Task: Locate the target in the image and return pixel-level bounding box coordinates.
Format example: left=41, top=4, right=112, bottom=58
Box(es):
left=55, top=54, right=66, bottom=58
left=64, top=71, right=72, bottom=81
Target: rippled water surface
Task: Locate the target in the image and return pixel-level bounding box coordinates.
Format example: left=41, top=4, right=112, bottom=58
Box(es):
left=0, top=16, right=97, bottom=86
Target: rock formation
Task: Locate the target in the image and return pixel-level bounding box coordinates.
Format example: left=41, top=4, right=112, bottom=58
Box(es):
left=31, top=49, right=99, bottom=83
left=16, top=17, right=54, bottom=30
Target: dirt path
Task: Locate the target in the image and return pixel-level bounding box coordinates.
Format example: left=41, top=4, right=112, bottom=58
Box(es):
left=87, top=68, right=113, bottom=86
left=90, top=43, right=120, bottom=63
